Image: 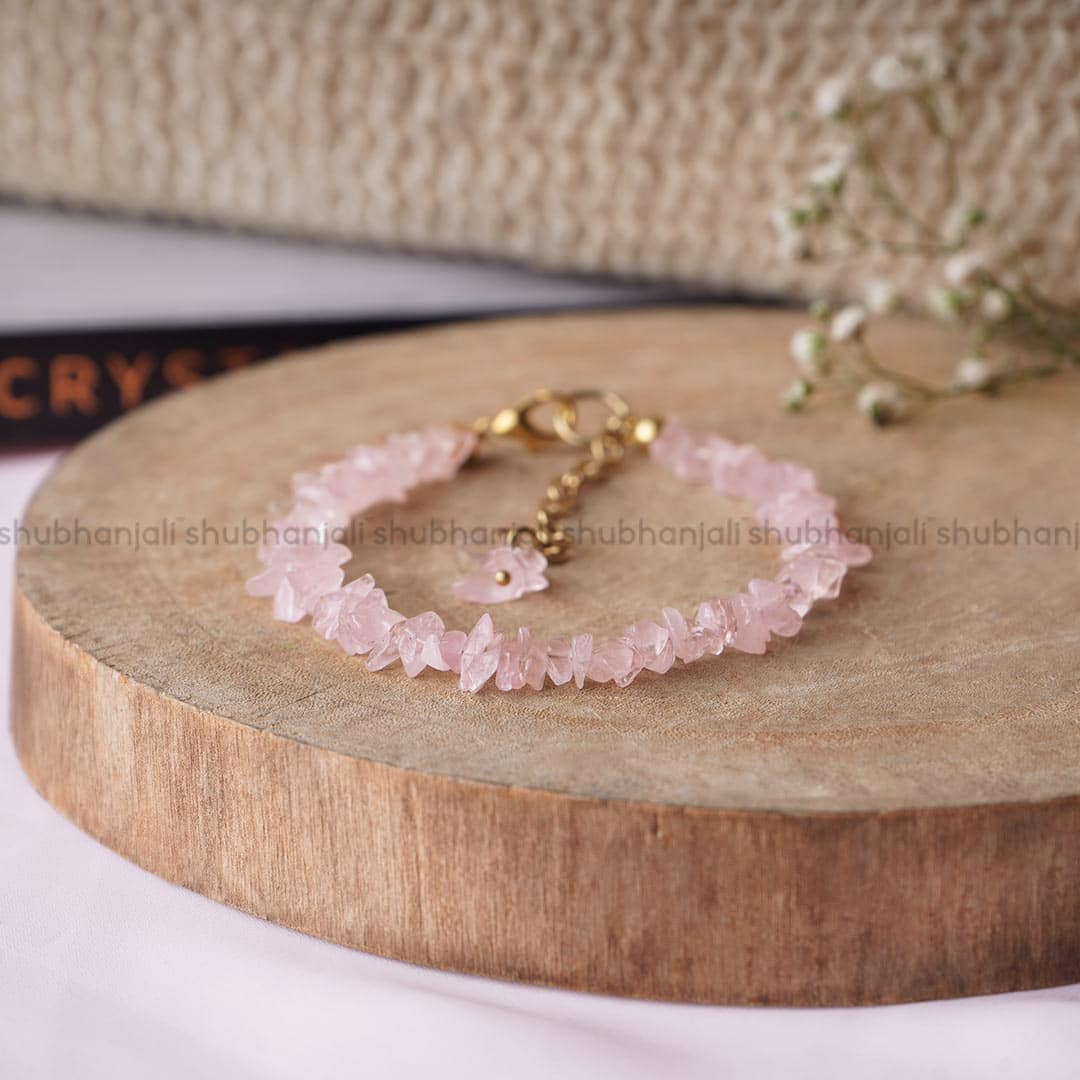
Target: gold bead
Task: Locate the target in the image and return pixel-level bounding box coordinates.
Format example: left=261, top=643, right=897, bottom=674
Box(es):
left=488, top=407, right=521, bottom=437
left=494, top=569, right=512, bottom=586
left=633, top=416, right=661, bottom=445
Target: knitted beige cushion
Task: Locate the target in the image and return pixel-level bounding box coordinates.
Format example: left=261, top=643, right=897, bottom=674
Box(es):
left=1, top=0, right=1076, bottom=304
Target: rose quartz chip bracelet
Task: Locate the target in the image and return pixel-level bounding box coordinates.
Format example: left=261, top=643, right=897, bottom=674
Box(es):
left=247, top=389, right=870, bottom=692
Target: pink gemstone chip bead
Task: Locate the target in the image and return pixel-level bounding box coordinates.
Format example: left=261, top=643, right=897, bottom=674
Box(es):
left=459, top=614, right=503, bottom=692
left=245, top=539, right=351, bottom=623
left=496, top=628, right=549, bottom=691
left=662, top=606, right=713, bottom=663
left=368, top=611, right=454, bottom=677
left=626, top=620, right=676, bottom=674
left=587, top=637, right=637, bottom=687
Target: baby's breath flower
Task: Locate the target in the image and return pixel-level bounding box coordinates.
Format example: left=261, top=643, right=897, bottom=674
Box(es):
left=944, top=204, right=986, bottom=244
left=814, top=75, right=851, bottom=119
left=869, top=55, right=916, bottom=93
left=830, top=304, right=868, bottom=342
left=807, top=155, right=849, bottom=195
left=782, top=379, right=813, bottom=412
left=790, top=329, right=828, bottom=376
left=778, top=231, right=811, bottom=261
left=771, top=204, right=814, bottom=259
left=771, top=204, right=809, bottom=234
left=871, top=37, right=949, bottom=93
left=980, top=288, right=1012, bottom=322
left=776, top=38, right=1075, bottom=427
left=903, top=34, right=951, bottom=81
left=857, top=381, right=907, bottom=424
left=865, top=279, right=899, bottom=314
left=944, top=250, right=988, bottom=286
left=927, top=286, right=964, bottom=322
left=954, top=355, right=996, bottom=390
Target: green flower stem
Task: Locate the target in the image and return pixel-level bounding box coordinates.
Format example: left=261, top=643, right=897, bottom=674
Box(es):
left=850, top=341, right=938, bottom=399
left=854, top=134, right=941, bottom=242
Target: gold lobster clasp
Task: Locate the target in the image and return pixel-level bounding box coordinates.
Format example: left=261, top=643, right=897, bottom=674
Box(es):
left=471, top=388, right=663, bottom=565
left=475, top=388, right=659, bottom=452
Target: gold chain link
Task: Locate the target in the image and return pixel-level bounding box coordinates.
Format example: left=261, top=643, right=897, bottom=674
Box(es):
left=471, top=389, right=662, bottom=564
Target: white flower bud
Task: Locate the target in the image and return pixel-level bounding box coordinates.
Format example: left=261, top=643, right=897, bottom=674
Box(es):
left=954, top=355, right=996, bottom=391
left=865, top=279, right=899, bottom=314
left=903, top=34, right=951, bottom=81
left=857, top=381, right=907, bottom=424
left=927, top=286, right=963, bottom=322
left=771, top=204, right=813, bottom=234
left=782, top=379, right=813, bottom=411
left=814, top=75, right=851, bottom=119
left=980, top=288, right=1011, bottom=322
left=871, top=38, right=951, bottom=94
left=808, top=156, right=848, bottom=194
left=830, top=304, right=868, bottom=342
left=944, top=204, right=986, bottom=244
left=870, top=55, right=915, bottom=93
left=778, top=231, right=811, bottom=261
left=944, top=250, right=987, bottom=286
left=770, top=207, right=792, bottom=234
left=790, top=329, right=828, bottom=376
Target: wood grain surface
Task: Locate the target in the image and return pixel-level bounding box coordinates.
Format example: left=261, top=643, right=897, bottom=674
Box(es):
left=11, top=308, right=1080, bottom=1004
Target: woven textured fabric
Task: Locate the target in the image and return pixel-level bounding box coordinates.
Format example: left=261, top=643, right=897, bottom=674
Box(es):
left=0, top=0, right=1077, bottom=303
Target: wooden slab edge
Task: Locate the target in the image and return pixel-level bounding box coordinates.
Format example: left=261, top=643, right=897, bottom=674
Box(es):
left=12, top=583, right=1080, bottom=1006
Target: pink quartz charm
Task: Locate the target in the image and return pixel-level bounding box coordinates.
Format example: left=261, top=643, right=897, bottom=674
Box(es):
left=452, top=545, right=550, bottom=604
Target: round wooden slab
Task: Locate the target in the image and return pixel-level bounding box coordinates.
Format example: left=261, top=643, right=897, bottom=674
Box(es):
left=12, top=308, right=1080, bottom=1005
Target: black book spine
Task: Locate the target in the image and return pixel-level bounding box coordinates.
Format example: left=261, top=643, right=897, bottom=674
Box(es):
left=0, top=316, right=446, bottom=447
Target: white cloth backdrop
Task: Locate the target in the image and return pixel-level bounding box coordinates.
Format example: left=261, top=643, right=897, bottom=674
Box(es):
left=1, top=210, right=1078, bottom=1079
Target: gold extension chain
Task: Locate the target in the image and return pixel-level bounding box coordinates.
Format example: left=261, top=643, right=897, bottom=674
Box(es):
left=471, top=389, right=662, bottom=564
